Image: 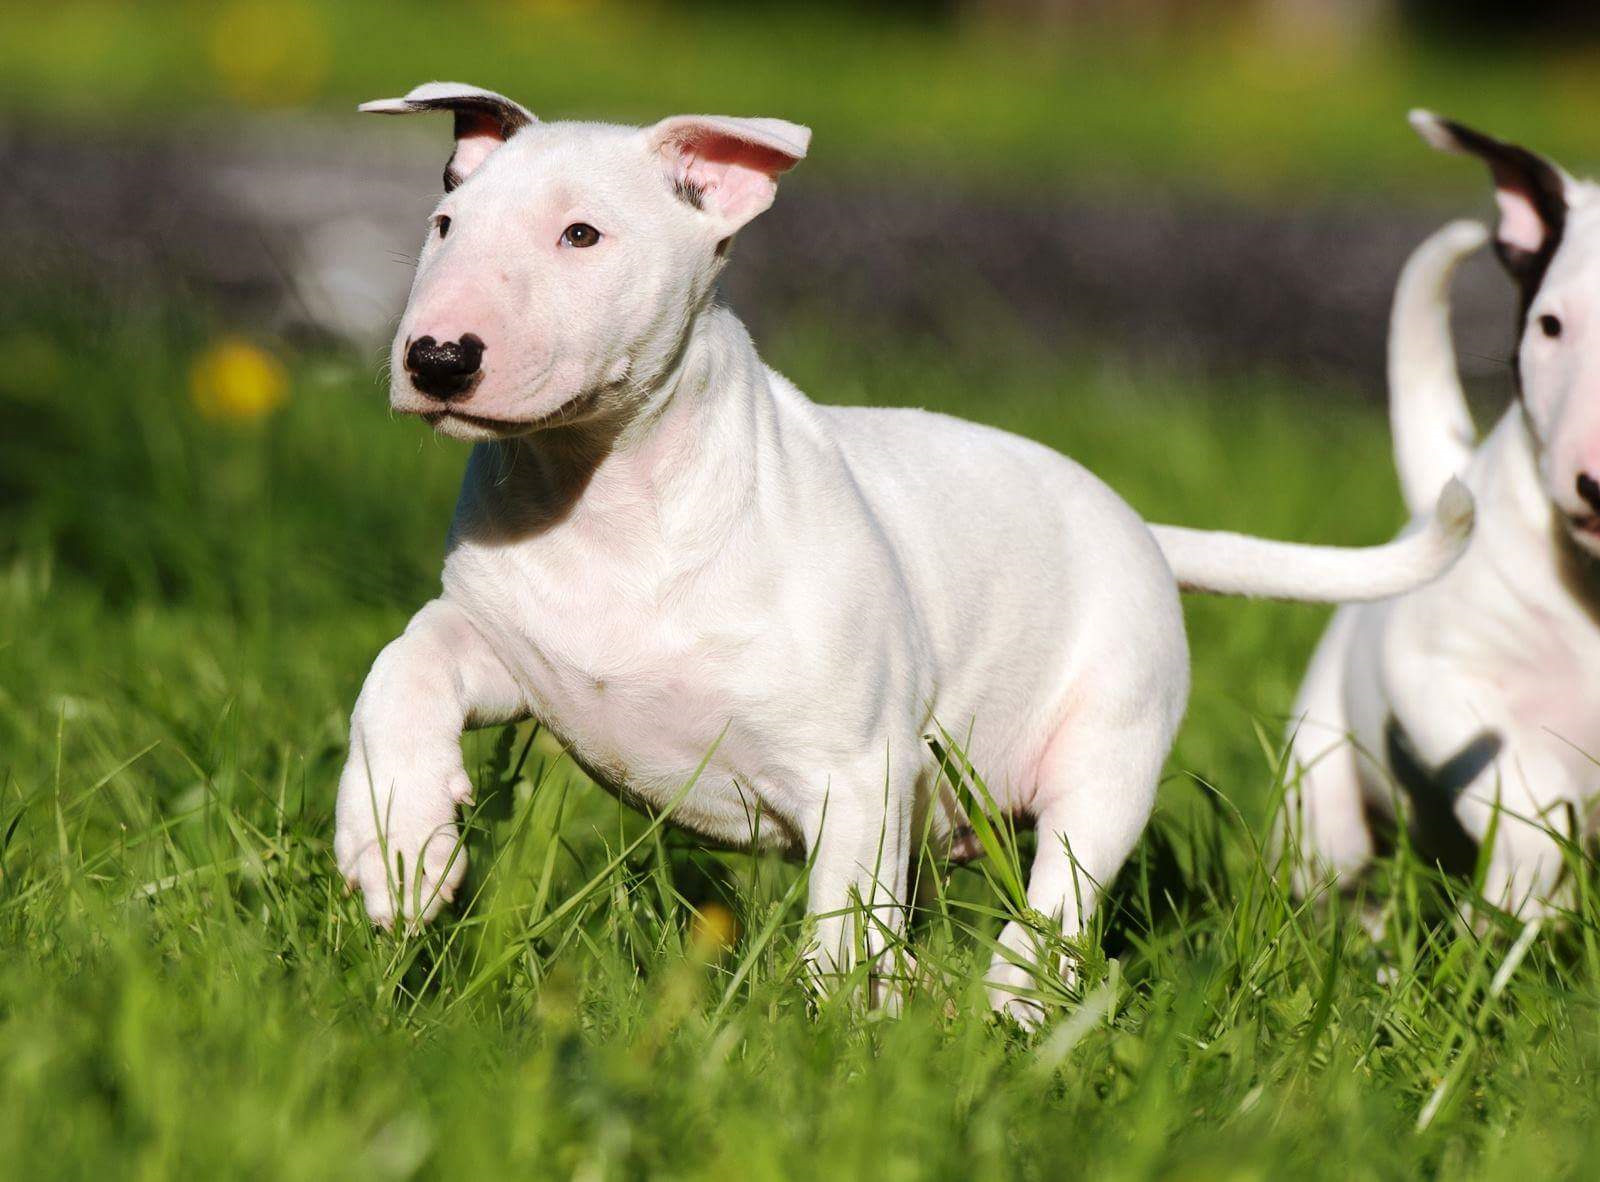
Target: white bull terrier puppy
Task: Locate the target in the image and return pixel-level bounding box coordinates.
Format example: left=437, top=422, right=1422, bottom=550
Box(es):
left=337, top=83, right=1473, bottom=1020
left=1288, top=112, right=1600, bottom=919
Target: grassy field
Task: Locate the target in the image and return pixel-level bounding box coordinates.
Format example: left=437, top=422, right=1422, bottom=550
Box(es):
left=5, top=291, right=1600, bottom=1179
left=5, top=0, right=1599, bottom=195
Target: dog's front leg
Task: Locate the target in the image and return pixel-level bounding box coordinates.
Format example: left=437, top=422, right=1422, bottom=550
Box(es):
left=803, top=776, right=913, bottom=1008
left=335, top=597, right=525, bottom=928
left=1461, top=740, right=1581, bottom=923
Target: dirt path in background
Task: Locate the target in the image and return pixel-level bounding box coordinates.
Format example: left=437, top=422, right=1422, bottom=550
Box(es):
left=5, top=121, right=1518, bottom=403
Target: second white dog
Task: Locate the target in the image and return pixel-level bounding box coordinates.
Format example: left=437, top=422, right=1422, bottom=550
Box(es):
left=337, top=83, right=1472, bottom=1020
left=1288, top=113, right=1600, bottom=919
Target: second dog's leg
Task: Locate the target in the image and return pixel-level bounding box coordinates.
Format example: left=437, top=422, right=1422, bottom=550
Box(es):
left=1456, top=739, right=1579, bottom=921
left=1283, top=609, right=1375, bottom=897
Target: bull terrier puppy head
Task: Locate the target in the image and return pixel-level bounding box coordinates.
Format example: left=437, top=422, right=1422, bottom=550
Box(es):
left=361, top=82, right=809, bottom=441
left=1413, top=110, right=1600, bottom=553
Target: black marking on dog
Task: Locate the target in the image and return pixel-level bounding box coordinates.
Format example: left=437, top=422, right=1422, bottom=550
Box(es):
left=1550, top=504, right=1600, bottom=629
left=671, top=175, right=707, bottom=210
left=1579, top=474, right=1600, bottom=515
left=1385, top=714, right=1501, bottom=876
left=411, top=95, right=533, bottom=139
left=1435, top=117, right=1568, bottom=328
left=391, top=95, right=532, bottom=193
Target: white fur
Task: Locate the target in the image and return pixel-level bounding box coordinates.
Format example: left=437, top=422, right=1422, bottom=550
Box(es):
left=1288, top=209, right=1600, bottom=918
left=338, top=86, right=1473, bottom=1021
left=1153, top=477, right=1471, bottom=602
left=1387, top=218, right=1489, bottom=515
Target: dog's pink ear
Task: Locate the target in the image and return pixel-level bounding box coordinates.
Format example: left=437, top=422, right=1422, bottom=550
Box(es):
left=361, top=82, right=535, bottom=191
left=649, top=115, right=810, bottom=233
left=1410, top=110, right=1570, bottom=286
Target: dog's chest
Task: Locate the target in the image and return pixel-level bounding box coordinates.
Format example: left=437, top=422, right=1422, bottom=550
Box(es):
left=450, top=537, right=766, bottom=804
left=1499, top=624, right=1600, bottom=759
left=1432, top=589, right=1600, bottom=771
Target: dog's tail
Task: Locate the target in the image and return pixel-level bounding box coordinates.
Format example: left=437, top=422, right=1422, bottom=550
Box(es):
left=1389, top=213, right=1487, bottom=516
left=1150, top=477, right=1474, bottom=602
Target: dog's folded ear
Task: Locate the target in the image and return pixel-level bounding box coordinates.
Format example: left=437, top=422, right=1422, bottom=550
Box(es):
left=648, top=115, right=811, bottom=234
left=361, top=82, right=536, bottom=191
left=1410, top=109, right=1571, bottom=299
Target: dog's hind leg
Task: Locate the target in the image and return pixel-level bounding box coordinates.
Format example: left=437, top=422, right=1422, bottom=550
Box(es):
left=1283, top=608, right=1376, bottom=898
left=986, top=680, right=1183, bottom=1026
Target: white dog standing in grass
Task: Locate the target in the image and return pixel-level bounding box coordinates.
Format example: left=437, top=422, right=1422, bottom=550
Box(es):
left=337, top=83, right=1472, bottom=1019
left=1288, top=113, right=1600, bottom=919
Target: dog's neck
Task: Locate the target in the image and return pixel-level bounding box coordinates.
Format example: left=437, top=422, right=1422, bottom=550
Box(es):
left=459, top=304, right=779, bottom=547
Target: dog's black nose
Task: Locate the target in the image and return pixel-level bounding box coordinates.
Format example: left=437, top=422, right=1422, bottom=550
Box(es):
left=1579, top=473, right=1600, bottom=515
left=405, top=334, right=484, bottom=399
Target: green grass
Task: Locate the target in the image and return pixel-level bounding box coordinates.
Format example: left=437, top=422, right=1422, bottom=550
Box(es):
left=5, top=297, right=1600, bottom=1180
left=7, top=0, right=1600, bottom=195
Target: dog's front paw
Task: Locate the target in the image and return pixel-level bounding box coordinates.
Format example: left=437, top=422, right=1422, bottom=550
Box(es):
left=334, top=737, right=474, bottom=929
left=986, top=920, right=1079, bottom=1028
left=986, top=954, right=1052, bottom=1028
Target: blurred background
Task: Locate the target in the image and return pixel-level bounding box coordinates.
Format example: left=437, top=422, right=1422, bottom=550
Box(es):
left=5, top=0, right=1600, bottom=393
left=4, top=0, right=1600, bottom=791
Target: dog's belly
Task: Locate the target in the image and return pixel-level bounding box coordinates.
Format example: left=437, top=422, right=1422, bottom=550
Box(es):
left=561, top=741, right=804, bottom=854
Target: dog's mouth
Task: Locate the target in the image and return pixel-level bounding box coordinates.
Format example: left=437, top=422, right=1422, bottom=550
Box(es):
left=1564, top=512, right=1600, bottom=545
left=423, top=409, right=526, bottom=435
left=419, top=390, right=603, bottom=439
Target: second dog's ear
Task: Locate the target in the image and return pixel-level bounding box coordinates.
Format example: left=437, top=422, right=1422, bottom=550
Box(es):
left=361, top=82, right=535, bottom=191
left=1410, top=109, right=1570, bottom=298
left=648, top=115, right=811, bottom=235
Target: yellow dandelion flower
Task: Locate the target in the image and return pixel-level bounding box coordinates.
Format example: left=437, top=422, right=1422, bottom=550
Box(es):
left=189, top=337, right=289, bottom=423
left=688, top=902, right=740, bottom=959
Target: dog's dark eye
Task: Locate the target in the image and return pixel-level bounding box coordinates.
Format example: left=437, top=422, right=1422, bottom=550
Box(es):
left=1539, top=313, right=1562, bottom=339
left=437, top=216, right=451, bottom=239
left=562, top=223, right=601, bottom=248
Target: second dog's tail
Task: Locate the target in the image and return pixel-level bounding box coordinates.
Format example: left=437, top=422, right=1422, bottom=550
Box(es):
left=1150, top=477, right=1474, bottom=602
left=1389, top=213, right=1487, bottom=516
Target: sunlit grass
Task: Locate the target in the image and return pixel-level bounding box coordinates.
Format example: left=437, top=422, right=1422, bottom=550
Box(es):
left=4, top=301, right=1598, bottom=1177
